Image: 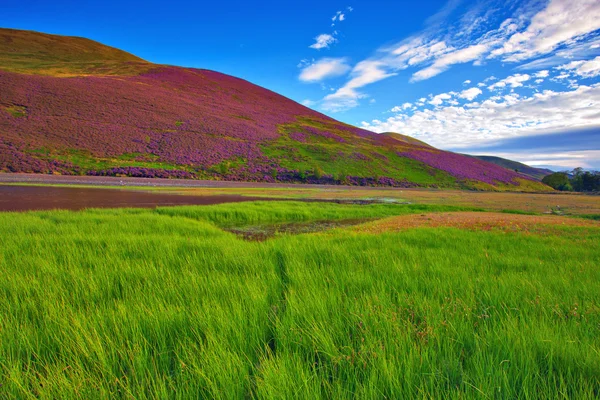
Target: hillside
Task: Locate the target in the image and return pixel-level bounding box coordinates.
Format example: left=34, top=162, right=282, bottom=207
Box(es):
left=0, top=28, right=550, bottom=191
left=467, top=155, right=553, bottom=180
left=381, top=132, right=433, bottom=148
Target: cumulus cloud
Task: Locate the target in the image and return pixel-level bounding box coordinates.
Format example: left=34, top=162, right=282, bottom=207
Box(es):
left=299, top=58, right=351, bottom=82
left=463, top=79, right=471, bottom=85
left=459, top=87, right=483, bottom=100
left=556, top=56, right=600, bottom=78
left=362, top=83, right=600, bottom=151
left=429, top=93, right=453, bottom=106
left=391, top=103, right=413, bottom=112
left=488, top=74, right=531, bottom=90
left=309, top=34, right=336, bottom=50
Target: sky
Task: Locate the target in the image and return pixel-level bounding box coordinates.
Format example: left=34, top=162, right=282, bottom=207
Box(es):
left=2, top=0, right=600, bottom=170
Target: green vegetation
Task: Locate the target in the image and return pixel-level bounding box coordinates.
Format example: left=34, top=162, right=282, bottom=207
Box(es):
left=467, top=155, right=552, bottom=180
left=0, top=28, right=151, bottom=76
left=542, top=172, right=573, bottom=191
left=3, top=104, right=27, bottom=118
left=1, top=201, right=599, bottom=398
left=543, top=168, right=600, bottom=192
left=30, top=148, right=194, bottom=173
left=265, top=117, right=458, bottom=187
left=580, top=214, right=600, bottom=221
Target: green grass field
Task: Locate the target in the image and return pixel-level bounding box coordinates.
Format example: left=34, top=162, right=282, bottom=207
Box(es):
left=1, top=201, right=599, bottom=398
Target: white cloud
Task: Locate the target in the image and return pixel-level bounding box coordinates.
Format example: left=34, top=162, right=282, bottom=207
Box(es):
left=552, top=72, right=571, bottom=80
left=361, top=83, right=600, bottom=150
left=488, top=73, right=531, bottom=90
left=429, top=92, right=453, bottom=106
left=390, top=38, right=451, bottom=67
left=339, top=14, right=345, bottom=21
left=309, top=34, right=336, bottom=50
left=299, top=58, right=351, bottom=82
left=411, top=44, right=488, bottom=81
left=491, top=0, right=600, bottom=62
left=321, top=61, right=397, bottom=112
left=459, top=87, right=483, bottom=100
left=463, top=79, right=471, bottom=85
left=556, top=56, right=600, bottom=78
left=301, top=99, right=316, bottom=107
left=479, top=151, right=600, bottom=169
left=391, top=103, right=413, bottom=112
left=310, top=0, right=600, bottom=112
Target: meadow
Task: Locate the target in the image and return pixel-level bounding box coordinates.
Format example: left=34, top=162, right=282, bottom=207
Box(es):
left=1, top=200, right=599, bottom=398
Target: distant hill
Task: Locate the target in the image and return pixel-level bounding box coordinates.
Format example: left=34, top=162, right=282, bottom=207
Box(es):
left=466, top=155, right=553, bottom=180
left=0, top=28, right=550, bottom=191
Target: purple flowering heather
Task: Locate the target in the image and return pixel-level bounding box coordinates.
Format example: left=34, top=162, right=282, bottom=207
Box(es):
left=398, top=150, right=534, bottom=185
left=288, top=132, right=307, bottom=143
left=0, top=59, right=547, bottom=189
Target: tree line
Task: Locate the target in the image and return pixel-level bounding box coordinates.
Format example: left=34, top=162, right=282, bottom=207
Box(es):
left=542, top=168, right=600, bottom=192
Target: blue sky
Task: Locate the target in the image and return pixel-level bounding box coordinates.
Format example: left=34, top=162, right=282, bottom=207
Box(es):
left=2, top=0, right=599, bottom=169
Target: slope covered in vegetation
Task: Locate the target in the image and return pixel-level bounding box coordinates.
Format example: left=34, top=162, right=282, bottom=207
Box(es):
left=0, top=28, right=549, bottom=191
left=468, top=155, right=553, bottom=180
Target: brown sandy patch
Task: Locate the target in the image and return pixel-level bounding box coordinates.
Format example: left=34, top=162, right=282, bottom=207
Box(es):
left=355, top=212, right=599, bottom=234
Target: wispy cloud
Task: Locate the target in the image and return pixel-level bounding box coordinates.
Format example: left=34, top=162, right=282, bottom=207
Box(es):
left=321, top=61, right=396, bottom=112
left=490, top=0, right=600, bottom=61
left=411, top=44, right=489, bottom=82
left=299, top=58, right=351, bottom=82
left=315, top=0, right=600, bottom=111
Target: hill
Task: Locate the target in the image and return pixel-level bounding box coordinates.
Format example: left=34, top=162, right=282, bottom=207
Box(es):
left=381, top=132, right=433, bottom=148
left=0, top=28, right=550, bottom=191
left=0, top=28, right=151, bottom=76
left=467, top=155, right=553, bottom=180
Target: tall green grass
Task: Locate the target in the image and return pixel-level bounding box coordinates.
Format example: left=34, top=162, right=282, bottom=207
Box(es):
left=0, top=202, right=598, bottom=398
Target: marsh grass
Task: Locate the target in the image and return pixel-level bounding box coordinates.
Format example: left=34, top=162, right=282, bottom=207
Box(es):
left=0, top=202, right=599, bottom=398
